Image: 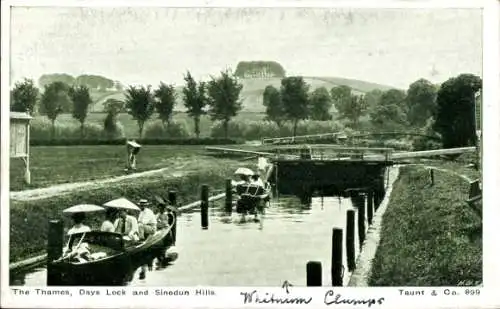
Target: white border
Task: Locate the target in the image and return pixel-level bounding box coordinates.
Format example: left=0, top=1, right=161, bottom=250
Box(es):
left=1, top=0, right=499, bottom=308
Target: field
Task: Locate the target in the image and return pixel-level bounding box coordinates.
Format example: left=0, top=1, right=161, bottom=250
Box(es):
left=10, top=145, right=245, bottom=191
left=369, top=162, right=482, bottom=286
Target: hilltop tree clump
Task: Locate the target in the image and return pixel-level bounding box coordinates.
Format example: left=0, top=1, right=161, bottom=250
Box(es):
left=38, top=73, right=118, bottom=91
left=38, top=73, right=75, bottom=89
left=234, top=61, right=286, bottom=79
left=76, top=75, right=115, bottom=91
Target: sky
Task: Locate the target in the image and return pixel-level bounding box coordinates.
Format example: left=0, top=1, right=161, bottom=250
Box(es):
left=9, top=7, right=483, bottom=89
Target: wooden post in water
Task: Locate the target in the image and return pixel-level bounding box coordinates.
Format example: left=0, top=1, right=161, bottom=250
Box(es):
left=374, top=190, right=382, bottom=211
left=168, top=190, right=177, bottom=244
left=331, top=228, right=343, bottom=286
left=367, top=191, right=374, bottom=225
left=47, top=220, right=63, bottom=286
left=201, top=184, right=209, bottom=229
left=346, top=210, right=356, bottom=272
left=306, top=261, right=322, bottom=286
left=356, top=195, right=366, bottom=249
left=225, top=178, right=233, bottom=214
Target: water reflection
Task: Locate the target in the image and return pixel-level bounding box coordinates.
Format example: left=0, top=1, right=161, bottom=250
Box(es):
left=14, top=195, right=360, bottom=287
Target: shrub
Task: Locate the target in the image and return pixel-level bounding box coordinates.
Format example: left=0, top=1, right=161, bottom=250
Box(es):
left=210, top=121, right=247, bottom=139
left=30, top=118, right=107, bottom=141
left=210, top=119, right=345, bottom=140
left=143, top=120, right=190, bottom=139
left=103, top=113, right=125, bottom=139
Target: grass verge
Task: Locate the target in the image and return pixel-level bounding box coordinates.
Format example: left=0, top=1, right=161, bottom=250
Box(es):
left=10, top=157, right=253, bottom=263
left=369, top=164, right=482, bottom=286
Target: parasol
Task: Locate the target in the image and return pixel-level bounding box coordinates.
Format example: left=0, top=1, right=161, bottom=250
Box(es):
left=63, top=204, right=105, bottom=213
left=234, top=167, right=254, bottom=176
left=103, top=198, right=141, bottom=211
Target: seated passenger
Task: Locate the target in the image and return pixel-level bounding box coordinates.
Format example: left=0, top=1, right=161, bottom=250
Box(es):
left=67, top=212, right=91, bottom=236
left=156, top=203, right=175, bottom=230
left=114, top=209, right=140, bottom=241
left=137, top=199, right=157, bottom=240
left=100, top=208, right=116, bottom=232
left=250, top=173, right=265, bottom=188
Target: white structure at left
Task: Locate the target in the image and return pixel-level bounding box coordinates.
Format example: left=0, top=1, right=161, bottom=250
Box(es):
left=10, top=112, right=32, bottom=184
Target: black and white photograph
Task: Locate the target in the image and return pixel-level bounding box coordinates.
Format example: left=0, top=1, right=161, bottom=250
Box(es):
left=3, top=1, right=492, bottom=297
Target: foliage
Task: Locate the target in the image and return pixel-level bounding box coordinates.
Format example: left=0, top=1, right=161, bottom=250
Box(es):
left=154, top=82, right=177, bottom=127
left=40, top=81, right=72, bottom=137
left=182, top=71, right=208, bottom=138
left=125, top=85, right=156, bottom=138
left=209, top=119, right=344, bottom=140
left=207, top=70, right=244, bottom=139
left=369, top=165, right=481, bottom=286
left=10, top=78, right=39, bottom=115
left=280, top=76, right=311, bottom=137
left=234, top=61, right=286, bottom=78
left=75, top=74, right=115, bottom=91
left=262, top=85, right=284, bottom=126
left=309, top=87, right=333, bottom=121
left=411, top=117, right=443, bottom=151
left=364, top=89, right=383, bottom=113
left=143, top=119, right=190, bottom=139
left=103, top=98, right=125, bottom=139
left=406, top=79, right=438, bottom=127
left=331, top=85, right=368, bottom=127
left=369, top=89, right=408, bottom=132
left=29, top=117, right=110, bottom=142
left=69, top=85, right=93, bottom=136
left=38, top=73, right=75, bottom=88
left=434, top=74, right=482, bottom=148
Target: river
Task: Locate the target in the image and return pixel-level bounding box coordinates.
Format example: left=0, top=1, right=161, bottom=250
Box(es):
left=13, top=195, right=363, bottom=287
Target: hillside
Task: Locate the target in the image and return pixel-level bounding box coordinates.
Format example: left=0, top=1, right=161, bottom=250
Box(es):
left=90, top=76, right=398, bottom=113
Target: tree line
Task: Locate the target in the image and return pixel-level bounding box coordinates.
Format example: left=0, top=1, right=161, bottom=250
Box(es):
left=262, top=74, right=481, bottom=148
left=10, top=70, right=245, bottom=139
left=10, top=71, right=481, bottom=148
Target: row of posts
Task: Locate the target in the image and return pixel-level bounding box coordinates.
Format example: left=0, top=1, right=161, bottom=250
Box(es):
left=306, top=189, right=385, bottom=286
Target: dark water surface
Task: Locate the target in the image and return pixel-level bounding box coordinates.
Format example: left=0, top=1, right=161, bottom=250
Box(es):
left=16, top=196, right=363, bottom=287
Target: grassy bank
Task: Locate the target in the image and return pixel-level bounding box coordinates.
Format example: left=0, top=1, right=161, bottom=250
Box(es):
left=10, top=145, right=225, bottom=191
left=10, top=157, right=251, bottom=263
left=369, top=164, right=482, bottom=286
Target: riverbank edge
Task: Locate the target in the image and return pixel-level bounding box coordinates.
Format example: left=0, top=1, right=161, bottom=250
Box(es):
left=363, top=164, right=482, bottom=286
left=347, top=166, right=400, bottom=287
left=9, top=160, right=248, bottom=265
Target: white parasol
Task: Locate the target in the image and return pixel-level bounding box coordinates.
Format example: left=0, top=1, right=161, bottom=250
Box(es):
left=63, top=204, right=105, bottom=213
left=234, top=167, right=254, bottom=176
left=103, top=198, right=141, bottom=211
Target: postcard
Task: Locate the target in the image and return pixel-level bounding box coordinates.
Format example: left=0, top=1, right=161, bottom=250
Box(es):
left=1, top=0, right=499, bottom=308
